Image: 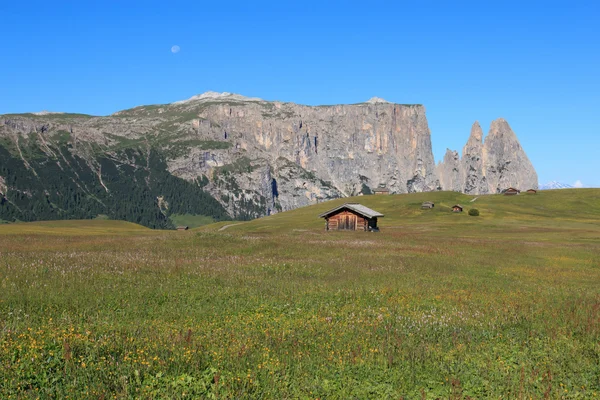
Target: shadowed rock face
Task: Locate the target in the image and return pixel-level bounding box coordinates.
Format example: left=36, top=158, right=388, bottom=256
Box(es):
left=437, top=119, right=538, bottom=194
left=436, top=149, right=461, bottom=192
left=0, top=175, right=6, bottom=196
left=461, top=122, right=488, bottom=194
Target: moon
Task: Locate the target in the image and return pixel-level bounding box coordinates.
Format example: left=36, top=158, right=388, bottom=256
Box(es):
left=171, top=45, right=180, bottom=54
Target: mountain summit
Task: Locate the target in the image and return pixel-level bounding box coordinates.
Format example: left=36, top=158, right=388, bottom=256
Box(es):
left=172, top=91, right=264, bottom=105
left=437, top=119, right=538, bottom=194
left=365, top=97, right=391, bottom=104
left=539, top=181, right=574, bottom=190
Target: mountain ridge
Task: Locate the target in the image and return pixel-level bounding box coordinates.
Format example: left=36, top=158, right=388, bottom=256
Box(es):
left=539, top=181, right=574, bottom=190
left=0, top=92, right=538, bottom=227
left=436, top=119, right=538, bottom=194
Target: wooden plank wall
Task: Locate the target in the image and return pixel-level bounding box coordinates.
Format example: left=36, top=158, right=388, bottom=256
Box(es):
left=326, top=210, right=368, bottom=231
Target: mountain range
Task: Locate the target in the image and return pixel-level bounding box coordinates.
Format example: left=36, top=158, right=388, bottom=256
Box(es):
left=539, top=181, right=575, bottom=190
left=0, top=92, right=538, bottom=228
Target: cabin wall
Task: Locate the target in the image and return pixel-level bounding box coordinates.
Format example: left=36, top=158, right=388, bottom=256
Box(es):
left=326, top=210, right=370, bottom=231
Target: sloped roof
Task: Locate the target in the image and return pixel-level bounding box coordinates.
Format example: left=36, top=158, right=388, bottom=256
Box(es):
left=319, top=203, right=384, bottom=219
left=452, top=204, right=463, bottom=208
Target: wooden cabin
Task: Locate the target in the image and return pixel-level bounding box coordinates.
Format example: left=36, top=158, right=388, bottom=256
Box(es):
left=176, top=226, right=189, bottom=231
left=319, top=203, right=384, bottom=232
left=452, top=204, right=463, bottom=213
left=526, top=189, right=537, bottom=194
left=372, top=186, right=390, bottom=195
left=422, top=201, right=435, bottom=209
left=503, top=187, right=520, bottom=196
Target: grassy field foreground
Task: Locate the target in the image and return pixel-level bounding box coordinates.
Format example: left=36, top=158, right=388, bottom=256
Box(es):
left=1, top=189, right=599, bottom=398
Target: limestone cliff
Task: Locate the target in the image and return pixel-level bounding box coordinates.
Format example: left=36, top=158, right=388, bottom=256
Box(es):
left=0, top=93, right=537, bottom=224
left=436, top=119, right=537, bottom=194
left=0, top=92, right=441, bottom=219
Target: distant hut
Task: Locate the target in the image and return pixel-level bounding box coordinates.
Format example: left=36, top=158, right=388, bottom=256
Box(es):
left=452, top=204, right=463, bottom=213
left=372, top=186, right=390, bottom=195
left=502, top=187, right=521, bottom=196
left=319, top=203, right=384, bottom=232
left=421, top=201, right=435, bottom=209
left=176, top=226, right=189, bottom=231
left=526, top=189, right=537, bottom=194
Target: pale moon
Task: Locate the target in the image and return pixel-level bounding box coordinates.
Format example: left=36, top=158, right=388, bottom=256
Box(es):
left=171, top=45, right=180, bottom=54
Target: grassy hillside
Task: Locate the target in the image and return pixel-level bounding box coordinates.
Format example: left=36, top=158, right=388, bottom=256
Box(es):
left=1, top=190, right=599, bottom=398
left=215, top=188, right=600, bottom=233
left=0, top=219, right=152, bottom=236
left=169, top=213, right=216, bottom=229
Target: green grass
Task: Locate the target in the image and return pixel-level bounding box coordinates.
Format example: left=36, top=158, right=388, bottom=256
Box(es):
left=1, top=189, right=599, bottom=398
left=102, top=132, right=232, bottom=157
left=169, top=213, right=215, bottom=229
left=162, top=140, right=232, bottom=158
left=104, top=133, right=148, bottom=151
left=221, top=189, right=600, bottom=233
left=0, top=219, right=151, bottom=236
left=215, top=156, right=256, bottom=175
left=51, top=130, right=72, bottom=144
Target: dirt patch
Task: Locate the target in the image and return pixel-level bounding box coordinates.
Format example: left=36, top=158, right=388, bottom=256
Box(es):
left=219, top=223, right=244, bottom=231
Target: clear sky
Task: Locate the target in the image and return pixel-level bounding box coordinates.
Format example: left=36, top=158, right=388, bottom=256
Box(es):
left=1, top=1, right=598, bottom=187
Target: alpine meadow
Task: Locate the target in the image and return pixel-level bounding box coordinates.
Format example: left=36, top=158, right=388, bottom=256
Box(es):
left=1, top=189, right=599, bottom=398
left=2, top=2, right=600, bottom=398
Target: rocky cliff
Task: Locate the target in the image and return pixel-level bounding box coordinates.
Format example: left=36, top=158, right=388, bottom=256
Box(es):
left=436, top=119, right=538, bottom=194
left=0, top=92, right=537, bottom=226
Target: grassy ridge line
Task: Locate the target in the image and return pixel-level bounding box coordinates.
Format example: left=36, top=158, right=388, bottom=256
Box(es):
left=220, top=189, right=600, bottom=233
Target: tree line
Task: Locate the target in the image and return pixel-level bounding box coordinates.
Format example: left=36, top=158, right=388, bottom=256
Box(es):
left=0, top=145, right=229, bottom=229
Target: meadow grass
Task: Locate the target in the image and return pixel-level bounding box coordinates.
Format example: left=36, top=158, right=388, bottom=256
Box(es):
left=1, top=190, right=599, bottom=398
left=169, top=214, right=216, bottom=229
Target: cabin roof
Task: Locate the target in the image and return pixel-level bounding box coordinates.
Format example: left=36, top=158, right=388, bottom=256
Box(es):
left=422, top=201, right=434, bottom=205
left=452, top=204, right=463, bottom=208
left=319, top=203, right=384, bottom=219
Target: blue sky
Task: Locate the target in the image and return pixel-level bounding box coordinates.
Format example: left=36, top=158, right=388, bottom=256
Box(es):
left=1, top=1, right=598, bottom=187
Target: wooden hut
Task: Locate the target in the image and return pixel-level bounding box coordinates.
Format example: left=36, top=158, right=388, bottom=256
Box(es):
left=319, top=203, right=384, bottom=232
left=452, top=204, right=463, bottom=213
left=502, top=187, right=520, bottom=196
left=421, top=201, right=435, bottom=209
left=176, top=226, right=189, bottom=231
left=526, top=189, right=537, bottom=194
left=372, top=186, right=390, bottom=195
